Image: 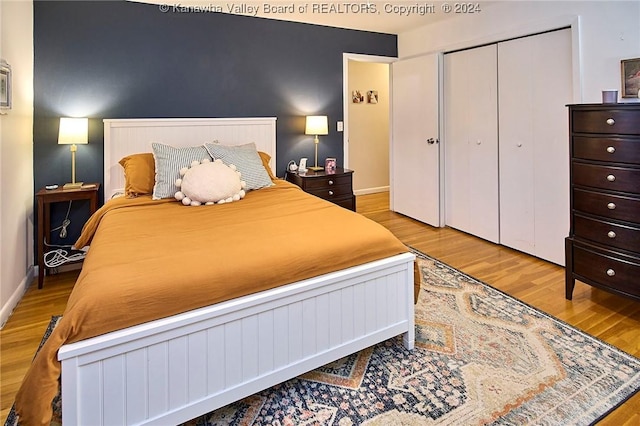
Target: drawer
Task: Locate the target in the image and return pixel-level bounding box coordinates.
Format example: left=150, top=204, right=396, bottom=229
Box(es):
left=332, top=195, right=355, bottom=211
left=572, top=136, right=640, bottom=164
left=572, top=162, right=640, bottom=193
left=574, top=213, right=640, bottom=253
left=303, top=174, right=352, bottom=191
left=573, top=188, right=640, bottom=223
left=307, top=183, right=352, bottom=199
left=572, top=109, right=640, bottom=135
left=573, top=243, right=640, bottom=298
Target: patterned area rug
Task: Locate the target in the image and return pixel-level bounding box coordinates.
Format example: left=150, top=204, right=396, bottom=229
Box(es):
left=6, top=250, right=640, bottom=425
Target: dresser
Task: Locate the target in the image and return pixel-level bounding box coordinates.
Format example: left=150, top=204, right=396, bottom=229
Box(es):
left=565, top=104, right=640, bottom=301
left=285, top=167, right=356, bottom=211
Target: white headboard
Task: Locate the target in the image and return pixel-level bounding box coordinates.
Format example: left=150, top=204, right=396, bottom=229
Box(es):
left=103, top=117, right=277, bottom=202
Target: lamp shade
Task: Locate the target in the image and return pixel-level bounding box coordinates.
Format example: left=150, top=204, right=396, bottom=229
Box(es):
left=58, top=117, right=88, bottom=145
left=305, top=115, right=328, bottom=136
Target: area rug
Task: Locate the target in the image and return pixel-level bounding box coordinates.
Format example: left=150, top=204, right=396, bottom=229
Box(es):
left=6, top=250, right=640, bottom=425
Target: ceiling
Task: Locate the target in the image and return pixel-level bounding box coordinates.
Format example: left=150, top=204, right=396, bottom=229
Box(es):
left=132, top=0, right=480, bottom=34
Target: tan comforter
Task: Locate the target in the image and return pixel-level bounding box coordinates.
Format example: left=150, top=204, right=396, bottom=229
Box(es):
left=15, top=180, right=408, bottom=425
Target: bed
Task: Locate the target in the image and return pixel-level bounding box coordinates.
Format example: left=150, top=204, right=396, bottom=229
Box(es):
left=15, top=117, right=415, bottom=425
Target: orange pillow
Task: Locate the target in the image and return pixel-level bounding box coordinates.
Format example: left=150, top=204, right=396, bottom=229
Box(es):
left=258, top=151, right=277, bottom=180
left=118, top=153, right=155, bottom=198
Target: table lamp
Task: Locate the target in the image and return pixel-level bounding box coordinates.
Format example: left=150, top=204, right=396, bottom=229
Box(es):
left=58, top=117, right=88, bottom=189
left=305, top=115, right=328, bottom=171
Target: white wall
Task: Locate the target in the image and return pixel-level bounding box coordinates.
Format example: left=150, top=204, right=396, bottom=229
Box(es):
left=348, top=60, right=390, bottom=194
left=399, top=1, right=640, bottom=104
left=0, top=0, right=35, bottom=327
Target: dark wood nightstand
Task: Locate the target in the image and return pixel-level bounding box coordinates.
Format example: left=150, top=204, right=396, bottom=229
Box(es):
left=36, top=183, right=100, bottom=289
left=285, top=167, right=356, bottom=211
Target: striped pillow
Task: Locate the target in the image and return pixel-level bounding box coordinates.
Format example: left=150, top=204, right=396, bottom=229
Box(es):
left=204, top=142, right=274, bottom=190
left=151, top=143, right=211, bottom=200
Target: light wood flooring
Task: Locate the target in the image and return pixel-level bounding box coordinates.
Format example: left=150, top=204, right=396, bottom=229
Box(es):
left=2, top=191, right=639, bottom=424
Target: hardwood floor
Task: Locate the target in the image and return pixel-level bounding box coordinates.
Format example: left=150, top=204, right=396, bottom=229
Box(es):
left=2, top=191, right=639, bottom=424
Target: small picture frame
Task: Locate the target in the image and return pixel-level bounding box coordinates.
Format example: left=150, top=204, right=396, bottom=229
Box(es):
left=325, top=157, right=336, bottom=173
left=0, top=59, right=11, bottom=111
left=367, top=90, right=378, bottom=104
left=352, top=90, right=364, bottom=103
left=621, top=57, right=640, bottom=98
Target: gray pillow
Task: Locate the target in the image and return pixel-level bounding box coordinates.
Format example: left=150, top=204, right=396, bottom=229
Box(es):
left=204, top=142, right=274, bottom=190
left=151, top=143, right=211, bottom=199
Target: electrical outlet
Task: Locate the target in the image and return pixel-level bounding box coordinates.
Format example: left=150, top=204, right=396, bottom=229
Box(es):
left=337, top=121, right=344, bottom=132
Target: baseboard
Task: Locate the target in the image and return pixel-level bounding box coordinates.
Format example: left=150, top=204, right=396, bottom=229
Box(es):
left=0, top=265, right=35, bottom=329
left=354, top=186, right=389, bottom=196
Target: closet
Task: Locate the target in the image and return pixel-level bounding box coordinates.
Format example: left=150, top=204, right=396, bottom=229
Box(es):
left=443, top=44, right=499, bottom=243
left=444, top=28, right=572, bottom=265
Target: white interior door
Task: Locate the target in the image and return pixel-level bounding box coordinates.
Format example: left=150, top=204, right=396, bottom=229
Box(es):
left=498, top=29, right=572, bottom=265
left=390, top=53, right=441, bottom=227
left=444, top=45, right=499, bottom=243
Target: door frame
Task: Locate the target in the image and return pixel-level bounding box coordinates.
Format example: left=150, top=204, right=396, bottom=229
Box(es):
left=342, top=53, right=396, bottom=170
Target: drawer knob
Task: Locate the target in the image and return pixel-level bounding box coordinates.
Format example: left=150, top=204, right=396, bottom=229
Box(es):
left=328, top=180, right=334, bottom=185
left=606, top=174, right=616, bottom=182
left=606, top=269, right=615, bottom=277
left=607, top=231, right=616, bottom=238
left=328, top=190, right=334, bottom=196
left=607, top=202, right=616, bottom=210
left=606, top=118, right=615, bottom=126
left=606, top=146, right=616, bottom=154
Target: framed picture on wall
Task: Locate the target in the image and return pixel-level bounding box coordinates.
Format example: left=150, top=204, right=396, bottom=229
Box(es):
left=621, top=58, right=640, bottom=98
left=0, top=59, right=11, bottom=110
left=367, top=90, right=378, bottom=104
left=352, top=90, right=364, bottom=103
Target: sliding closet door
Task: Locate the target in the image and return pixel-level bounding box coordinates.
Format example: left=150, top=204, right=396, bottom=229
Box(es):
left=391, top=53, right=441, bottom=227
left=444, top=45, right=499, bottom=243
left=498, top=29, right=572, bottom=265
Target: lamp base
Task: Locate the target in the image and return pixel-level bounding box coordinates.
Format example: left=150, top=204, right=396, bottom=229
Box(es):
left=308, top=166, right=324, bottom=171
left=63, top=181, right=84, bottom=190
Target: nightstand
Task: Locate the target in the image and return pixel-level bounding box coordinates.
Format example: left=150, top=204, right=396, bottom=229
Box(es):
left=285, top=167, right=356, bottom=211
left=36, top=184, right=100, bottom=289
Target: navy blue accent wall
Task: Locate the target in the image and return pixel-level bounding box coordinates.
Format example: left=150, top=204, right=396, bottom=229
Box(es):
left=34, top=0, right=396, bottom=247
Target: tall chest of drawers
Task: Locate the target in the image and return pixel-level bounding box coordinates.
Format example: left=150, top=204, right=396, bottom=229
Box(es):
left=565, top=104, right=640, bottom=301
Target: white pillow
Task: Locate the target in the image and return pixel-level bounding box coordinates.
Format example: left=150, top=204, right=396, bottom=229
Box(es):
left=204, top=142, right=274, bottom=190
left=152, top=143, right=211, bottom=199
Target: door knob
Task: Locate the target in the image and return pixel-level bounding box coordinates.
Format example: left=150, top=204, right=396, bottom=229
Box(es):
left=427, top=138, right=435, bottom=144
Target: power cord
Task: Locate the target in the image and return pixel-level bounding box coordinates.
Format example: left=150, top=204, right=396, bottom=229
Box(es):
left=43, top=241, right=89, bottom=268
left=43, top=248, right=88, bottom=267
left=51, top=201, right=72, bottom=239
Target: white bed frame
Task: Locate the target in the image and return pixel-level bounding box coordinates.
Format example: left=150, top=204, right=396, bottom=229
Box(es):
left=102, top=117, right=279, bottom=202
left=58, top=117, right=415, bottom=425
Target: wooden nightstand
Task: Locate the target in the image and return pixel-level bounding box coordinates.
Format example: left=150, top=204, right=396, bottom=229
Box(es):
left=285, top=167, right=356, bottom=211
left=36, top=184, right=100, bottom=289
